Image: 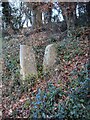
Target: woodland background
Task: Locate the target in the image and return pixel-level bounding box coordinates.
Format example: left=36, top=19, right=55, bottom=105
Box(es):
left=1, top=1, right=90, bottom=119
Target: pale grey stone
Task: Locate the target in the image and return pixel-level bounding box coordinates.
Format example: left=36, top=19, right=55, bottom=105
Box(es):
left=43, top=44, right=57, bottom=73
left=20, top=45, right=37, bottom=80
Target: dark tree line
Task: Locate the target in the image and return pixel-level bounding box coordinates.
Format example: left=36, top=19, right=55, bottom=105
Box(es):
left=1, top=2, right=90, bottom=32
left=2, top=2, right=12, bottom=28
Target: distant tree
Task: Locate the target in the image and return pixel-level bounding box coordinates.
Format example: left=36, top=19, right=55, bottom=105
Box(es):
left=2, top=1, right=28, bottom=31
left=2, top=2, right=12, bottom=29
left=78, top=3, right=86, bottom=17
left=59, top=2, right=77, bottom=32
left=46, top=3, right=53, bottom=23
left=86, top=1, right=90, bottom=26
left=27, top=2, right=43, bottom=29
left=26, top=2, right=54, bottom=28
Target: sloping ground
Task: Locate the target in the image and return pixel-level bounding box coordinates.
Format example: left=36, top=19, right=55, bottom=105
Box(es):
left=35, top=33, right=89, bottom=91
left=2, top=27, right=90, bottom=118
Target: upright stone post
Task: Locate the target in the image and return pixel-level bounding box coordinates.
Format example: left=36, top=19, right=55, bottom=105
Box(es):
left=20, top=45, right=37, bottom=80
left=43, top=44, right=57, bottom=73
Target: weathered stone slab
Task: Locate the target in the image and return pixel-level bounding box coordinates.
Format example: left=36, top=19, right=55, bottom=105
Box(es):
left=20, top=45, right=37, bottom=80
left=43, top=44, right=57, bottom=73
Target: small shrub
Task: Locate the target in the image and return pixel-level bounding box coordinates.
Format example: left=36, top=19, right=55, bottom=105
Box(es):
left=24, top=100, right=30, bottom=109
left=49, top=37, right=57, bottom=43
left=24, top=74, right=38, bottom=92
left=25, top=74, right=37, bottom=86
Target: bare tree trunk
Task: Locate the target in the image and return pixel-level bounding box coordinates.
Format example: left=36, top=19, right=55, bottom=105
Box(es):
left=36, top=9, right=42, bottom=28
left=60, top=2, right=76, bottom=36
left=32, top=9, right=37, bottom=29
left=48, top=4, right=52, bottom=23
left=32, top=8, right=42, bottom=29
